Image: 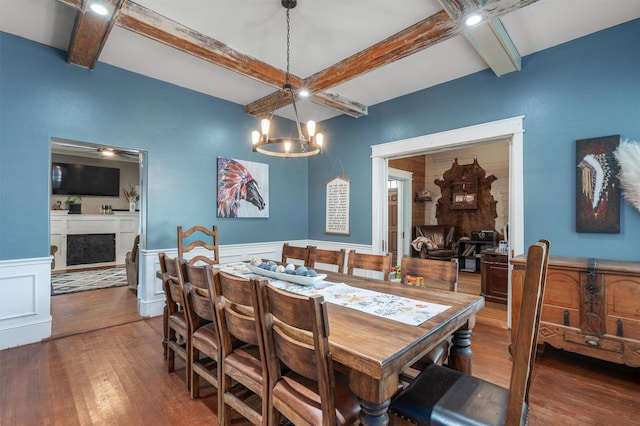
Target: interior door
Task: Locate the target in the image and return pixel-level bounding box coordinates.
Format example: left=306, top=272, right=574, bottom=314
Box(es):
left=388, top=188, right=398, bottom=265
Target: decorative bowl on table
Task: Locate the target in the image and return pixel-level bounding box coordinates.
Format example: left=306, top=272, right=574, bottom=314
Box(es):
left=246, top=264, right=327, bottom=286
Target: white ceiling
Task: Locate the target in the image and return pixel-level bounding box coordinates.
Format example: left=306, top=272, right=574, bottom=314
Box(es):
left=1, top=0, right=639, bottom=122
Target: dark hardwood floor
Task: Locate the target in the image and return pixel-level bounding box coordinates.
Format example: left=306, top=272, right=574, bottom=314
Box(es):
left=1, top=278, right=638, bottom=425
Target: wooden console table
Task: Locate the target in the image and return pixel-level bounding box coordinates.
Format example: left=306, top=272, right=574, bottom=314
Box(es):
left=511, top=255, right=640, bottom=367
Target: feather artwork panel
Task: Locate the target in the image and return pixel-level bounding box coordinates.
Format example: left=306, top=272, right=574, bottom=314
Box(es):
left=614, top=139, right=640, bottom=214
left=576, top=135, right=620, bottom=233
left=217, top=157, right=269, bottom=218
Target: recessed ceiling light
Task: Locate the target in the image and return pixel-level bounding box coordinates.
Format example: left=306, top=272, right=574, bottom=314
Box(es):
left=465, top=13, right=482, bottom=26
left=90, top=3, right=109, bottom=16
left=298, top=88, right=310, bottom=98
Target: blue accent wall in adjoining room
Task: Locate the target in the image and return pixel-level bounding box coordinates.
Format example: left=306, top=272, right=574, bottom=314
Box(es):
left=309, top=19, right=640, bottom=261
left=0, top=33, right=309, bottom=260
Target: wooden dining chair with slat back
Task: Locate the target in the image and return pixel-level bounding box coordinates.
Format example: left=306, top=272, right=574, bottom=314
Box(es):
left=281, top=243, right=314, bottom=267
left=183, top=262, right=220, bottom=400
left=178, top=225, right=219, bottom=265
left=212, top=271, right=268, bottom=426
left=255, top=278, right=361, bottom=426
left=308, top=247, right=346, bottom=273
left=158, top=252, right=191, bottom=390
left=397, top=256, right=459, bottom=374
left=400, top=256, right=459, bottom=292
left=346, top=250, right=392, bottom=280
left=390, top=239, right=550, bottom=426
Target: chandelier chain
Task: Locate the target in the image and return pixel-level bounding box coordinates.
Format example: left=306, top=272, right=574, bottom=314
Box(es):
left=285, top=6, right=291, bottom=84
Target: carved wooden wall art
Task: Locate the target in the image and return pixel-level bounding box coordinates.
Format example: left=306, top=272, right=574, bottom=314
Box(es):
left=435, top=158, right=498, bottom=240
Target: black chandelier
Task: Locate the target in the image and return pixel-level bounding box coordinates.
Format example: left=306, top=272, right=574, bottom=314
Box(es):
left=251, top=0, right=323, bottom=158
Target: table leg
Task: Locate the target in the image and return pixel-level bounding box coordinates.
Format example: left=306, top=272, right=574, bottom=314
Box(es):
left=358, top=398, right=390, bottom=426
left=448, top=318, right=475, bottom=374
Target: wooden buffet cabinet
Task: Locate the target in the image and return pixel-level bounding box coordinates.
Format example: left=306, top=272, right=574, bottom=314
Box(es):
left=511, top=255, right=640, bottom=367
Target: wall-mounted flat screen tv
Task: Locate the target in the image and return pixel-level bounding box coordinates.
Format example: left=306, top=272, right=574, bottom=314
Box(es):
left=52, top=162, right=120, bottom=196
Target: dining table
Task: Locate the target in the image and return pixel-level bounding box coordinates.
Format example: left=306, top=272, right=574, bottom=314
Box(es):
left=217, top=262, right=485, bottom=426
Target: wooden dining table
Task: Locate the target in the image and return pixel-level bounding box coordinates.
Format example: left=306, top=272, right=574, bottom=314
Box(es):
left=317, top=269, right=485, bottom=426
left=160, top=262, right=484, bottom=425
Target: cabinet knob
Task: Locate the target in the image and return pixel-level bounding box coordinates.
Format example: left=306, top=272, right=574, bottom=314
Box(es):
left=585, top=339, right=599, bottom=347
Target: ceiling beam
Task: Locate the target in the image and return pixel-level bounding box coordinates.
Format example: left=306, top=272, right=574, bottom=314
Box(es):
left=246, top=10, right=459, bottom=117
left=246, top=0, right=539, bottom=117
left=119, top=2, right=368, bottom=118
left=439, top=0, right=530, bottom=76
left=64, top=0, right=124, bottom=69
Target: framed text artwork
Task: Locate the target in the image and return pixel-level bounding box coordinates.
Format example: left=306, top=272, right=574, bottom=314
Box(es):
left=217, top=157, right=269, bottom=218
left=325, top=174, right=350, bottom=235
left=576, top=135, right=620, bottom=233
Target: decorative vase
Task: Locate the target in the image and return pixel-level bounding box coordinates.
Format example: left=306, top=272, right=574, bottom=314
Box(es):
left=129, top=202, right=136, bottom=212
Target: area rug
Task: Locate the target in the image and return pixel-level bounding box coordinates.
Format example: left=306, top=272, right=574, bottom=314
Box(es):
left=51, top=268, right=128, bottom=295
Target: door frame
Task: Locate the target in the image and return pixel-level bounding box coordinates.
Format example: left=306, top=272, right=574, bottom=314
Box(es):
left=388, top=167, right=413, bottom=263
left=371, top=116, right=524, bottom=326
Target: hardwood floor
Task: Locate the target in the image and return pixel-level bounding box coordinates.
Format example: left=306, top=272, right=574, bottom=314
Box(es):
left=1, top=276, right=638, bottom=425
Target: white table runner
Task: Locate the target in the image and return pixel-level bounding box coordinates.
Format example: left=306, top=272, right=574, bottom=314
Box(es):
left=215, top=262, right=450, bottom=326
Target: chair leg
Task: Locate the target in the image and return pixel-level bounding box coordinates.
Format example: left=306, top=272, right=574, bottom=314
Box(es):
left=190, top=347, right=199, bottom=399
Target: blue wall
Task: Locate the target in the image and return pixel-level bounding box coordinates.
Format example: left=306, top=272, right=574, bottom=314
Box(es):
left=309, top=19, right=640, bottom=261
left=0, top=33, right=309, bottom=260
left=2, top=19, right=639, bottom=262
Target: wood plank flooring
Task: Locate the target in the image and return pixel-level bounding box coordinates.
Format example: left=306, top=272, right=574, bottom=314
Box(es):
left=2, top=274, right=638, bottom=425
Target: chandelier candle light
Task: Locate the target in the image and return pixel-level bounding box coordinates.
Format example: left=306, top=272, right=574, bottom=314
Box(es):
left=251, top=0, right=324, bottom=158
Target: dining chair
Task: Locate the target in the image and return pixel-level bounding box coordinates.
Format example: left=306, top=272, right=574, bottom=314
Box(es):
left=281, top=242, right=314, bottom=267
left=158, top=252, right=191, bottom=390
left=346, top=250, right=392, bottom=280
left=308, top=247, right=346, bottom=273
left=183, top=262, right=220, bottom=400
left=389, top=239, right=550, bottom=426
left=397, top=256, right=459, bottom=375
left=177, top=225, right=219, bottom=265
left=125, top=234, right=139, bottom=292
left=255, top=278, right=361, bottom=426
left=212, top=271, right=268, bottom=426
left=400, top=256, right=459, bottom=292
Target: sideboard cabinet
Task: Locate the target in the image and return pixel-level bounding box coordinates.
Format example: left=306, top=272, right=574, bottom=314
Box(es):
left=511, top=255, right=640, bottom=367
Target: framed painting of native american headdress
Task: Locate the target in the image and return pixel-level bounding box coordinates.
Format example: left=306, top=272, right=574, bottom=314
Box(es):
left=217, top=157, right=269, bottom=218
left=576, top=135, right=620, bottom=233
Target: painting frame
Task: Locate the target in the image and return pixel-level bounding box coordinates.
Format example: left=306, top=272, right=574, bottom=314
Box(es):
left=575, top=135, right=620, bottom=233
left=217, top=157, right=269, bottom=218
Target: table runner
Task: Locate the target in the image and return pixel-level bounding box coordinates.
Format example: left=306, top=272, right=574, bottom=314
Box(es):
left=215, top=262, right=450, bottom=326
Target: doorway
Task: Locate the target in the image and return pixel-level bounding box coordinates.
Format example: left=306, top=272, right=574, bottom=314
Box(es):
left=371, top=116, right=524, bottom=326
left=388, top=167, right=413, bottom=265
left=49, top=138, right=147, bottom=336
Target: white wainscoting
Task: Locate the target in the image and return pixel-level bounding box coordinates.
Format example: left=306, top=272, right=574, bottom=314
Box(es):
left=0, top=257, right=52, bottom=351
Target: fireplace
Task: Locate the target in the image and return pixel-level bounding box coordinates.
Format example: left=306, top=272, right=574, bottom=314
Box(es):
left=67, top=233, right=116, bottom=266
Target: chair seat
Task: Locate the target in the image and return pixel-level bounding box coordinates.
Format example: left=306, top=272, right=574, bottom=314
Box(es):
left=225, top=344, right=264, bottom=385
left=391, top=363, right=509, bottom=426
left=273, top=372, right=360, bottom=426
left=168, top=312, right=188, bottom=330
left=427, top=249, right=454, bottom=260
left=192, top=323, right=218, bottom=350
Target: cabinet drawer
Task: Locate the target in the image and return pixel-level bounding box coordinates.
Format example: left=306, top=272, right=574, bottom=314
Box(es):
left=564, top=331, right=623, bottom=354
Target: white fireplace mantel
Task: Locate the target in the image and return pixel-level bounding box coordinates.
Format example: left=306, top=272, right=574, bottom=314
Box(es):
left=50, top=211, right=138, bottom=271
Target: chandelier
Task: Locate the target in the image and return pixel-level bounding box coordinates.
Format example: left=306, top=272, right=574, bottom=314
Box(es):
left=251, top=0, right=323, bottom=158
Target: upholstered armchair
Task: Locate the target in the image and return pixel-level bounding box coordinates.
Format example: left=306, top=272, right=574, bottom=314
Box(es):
left=411, top=225, right=456, bottom=260
left=125, top=235, right=139, bottom=292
